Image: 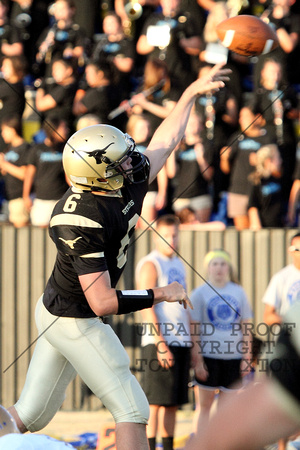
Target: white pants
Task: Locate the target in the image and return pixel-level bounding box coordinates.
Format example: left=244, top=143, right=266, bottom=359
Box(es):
left=15, top=297, right=149, bottom=432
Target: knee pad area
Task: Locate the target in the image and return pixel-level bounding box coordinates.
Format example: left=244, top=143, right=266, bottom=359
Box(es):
left=101, top=375, right=150, bottom=425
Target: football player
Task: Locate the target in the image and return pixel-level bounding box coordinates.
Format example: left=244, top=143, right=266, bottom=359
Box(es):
left=7, top=63, right=229, bottom=450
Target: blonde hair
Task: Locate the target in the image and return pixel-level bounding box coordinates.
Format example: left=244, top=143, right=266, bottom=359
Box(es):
left=248, top=144, right=280, bottom=185
left=126, top=114, right=151, bottom=142
left=76, top=114, right=101, bottom=130
left=204, top=249, right=239, bottom=283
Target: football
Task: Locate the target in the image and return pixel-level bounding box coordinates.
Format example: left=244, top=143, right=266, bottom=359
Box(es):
left=216, top=15, right=279, bottom=57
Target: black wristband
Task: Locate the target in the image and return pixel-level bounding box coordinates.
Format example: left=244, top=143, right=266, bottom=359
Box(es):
left=116, top=289, right=154, bottom=315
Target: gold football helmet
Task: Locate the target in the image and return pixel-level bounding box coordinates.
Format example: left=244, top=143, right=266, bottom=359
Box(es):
left=63, top=124, right=149, bottom=191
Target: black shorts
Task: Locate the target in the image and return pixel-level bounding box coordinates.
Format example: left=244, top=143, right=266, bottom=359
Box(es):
left=195, top=357, right=242, bottom=391
left=140, top=344, right=191, bottom=406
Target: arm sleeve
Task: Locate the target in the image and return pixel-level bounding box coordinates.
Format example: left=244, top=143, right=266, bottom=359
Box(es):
left=51, top=221, right=105, bottom=257
left=70, top=254, right=108, bottom=276
left=248, top=185, right=260, bottom=209
left=261, top=274, right=281, bottom=308
left=49, top=85, right=67, bottom=104
left=26, top=145, right=39, bottom=166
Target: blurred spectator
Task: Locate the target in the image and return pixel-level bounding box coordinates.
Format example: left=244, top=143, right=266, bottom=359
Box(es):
left=23, top=118, right=70, bottom=227
left=195, top=63, right=238, bottom=215
left=198, top=2, right=229, bottom=57
left=263, top=231, right=300, bottom=323
left=73, top=0, right=103, bottom=40
left=256, top=0, right=300, bottom=86
left=136, top=0, right=202, bottom=94
left=114, top=0, right=159, bottom=48
left=114, top=0, right=159, bottom=38
left=126, top=113, right=168, bottom=227
left=250, top=58, right=298, bottom=204
left=220, top=105, right=271, bottom=230
left=189, top=249, right=252, bottom=432
left=0, top=55, right=26, bottom=151
left=0, top=54, right=26, bottom=120
left=9, top=0, right=52, bottom=77
left=287, top=154, right=300, bottom=226
left=135, top=214, right=191, bottom=450
left=195, top=64, right=238, bottom=148
left=197, top=0, right=233, bottom=15
left=114, top=0, right=160, bottom=76
left=197, top=0, right=251, bottom=17
left=72, top=60, right=122, bottom=128
left=0, top=0, right=23, bottom=59
left=180, top=0, right=207, bottom=36
left=129, top=58, right=178, bottom=134
left=167, top=110, right=213, bottom=223
left=35, top=0, right=87, bottom=78
left=248, top=144, right=285, bottom=229
left=176, top=206, right=226, bottom=230
left=91, top=11, right=135, bottom=100
left=35, top=57, right=78, bottom=131
left=75, top=113, right=101, bottom=130
left=0, top=116, right=30, bottom=227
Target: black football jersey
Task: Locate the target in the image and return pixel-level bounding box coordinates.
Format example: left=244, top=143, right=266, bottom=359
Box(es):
left=43, top=171, right=148, bottom=318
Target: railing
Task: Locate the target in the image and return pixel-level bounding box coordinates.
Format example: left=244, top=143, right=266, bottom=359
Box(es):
left=0, top=225, right=297, bottom=410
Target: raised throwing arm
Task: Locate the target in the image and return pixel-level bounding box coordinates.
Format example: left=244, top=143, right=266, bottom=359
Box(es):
left=144, top=63, right=231, bottom=183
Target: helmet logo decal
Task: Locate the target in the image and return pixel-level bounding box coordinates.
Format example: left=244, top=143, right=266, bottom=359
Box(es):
left=84, top=143, right=114, bottom=164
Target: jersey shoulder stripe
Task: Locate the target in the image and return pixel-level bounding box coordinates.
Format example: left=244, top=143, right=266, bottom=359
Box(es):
left=81, top=252, right=104, bottom=258
left=50, top=213, right=103, bottom=229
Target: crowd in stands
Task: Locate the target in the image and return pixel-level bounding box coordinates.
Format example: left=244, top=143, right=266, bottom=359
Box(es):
left=0, top=0, right=299, bottom=229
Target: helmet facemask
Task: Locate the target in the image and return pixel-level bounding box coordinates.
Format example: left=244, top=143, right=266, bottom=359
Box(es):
left=105, top=134, right=149, bottom=185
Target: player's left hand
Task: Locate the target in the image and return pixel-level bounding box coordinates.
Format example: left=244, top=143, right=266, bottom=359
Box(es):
left=179, top=297, right=193, bottom=310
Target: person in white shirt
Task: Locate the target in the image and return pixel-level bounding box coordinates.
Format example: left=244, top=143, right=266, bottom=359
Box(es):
left=263, top=232, right=300, bottom=323
left=135, top=214, right=191, bottom=450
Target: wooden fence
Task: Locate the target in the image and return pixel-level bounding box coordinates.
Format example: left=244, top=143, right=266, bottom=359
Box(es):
left=0, top=225, right=298, bottom=410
